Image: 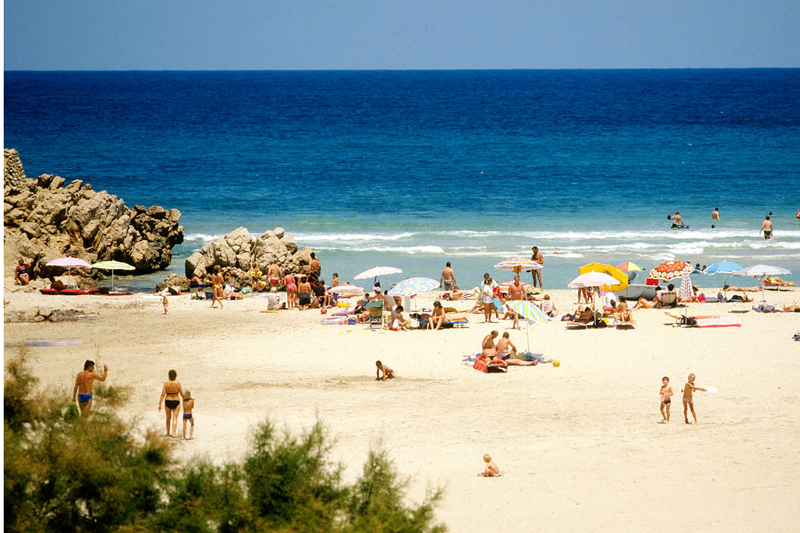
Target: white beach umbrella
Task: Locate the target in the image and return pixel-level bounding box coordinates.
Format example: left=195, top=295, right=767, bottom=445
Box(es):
left=567, top=272, right=619, bottom=289
left=353, top=266, right=403, bottom=288
left=387, top=277, right=438, bottom=296
left=328, top=283, right=364, bottom=297
left=732, top=264, right=792, bottom=305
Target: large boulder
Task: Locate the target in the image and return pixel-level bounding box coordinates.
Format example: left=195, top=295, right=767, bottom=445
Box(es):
left=184, top=227, right=312, bottom=284
left=3, top=149, right=184, bottom=276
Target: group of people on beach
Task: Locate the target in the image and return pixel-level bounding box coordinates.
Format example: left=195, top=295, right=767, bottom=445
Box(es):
left=659, top=374, right=707, bottom=425
left=71, top=361, right=195, bottom=440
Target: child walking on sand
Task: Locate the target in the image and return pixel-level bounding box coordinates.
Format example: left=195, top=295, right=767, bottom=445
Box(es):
left=659, top=376, right=673, bottom=423
left=478, top=454, right=501, bottom=477
left=682, top=373, right=706, bottom=424
left=375, top=361, right=397, bottom=382
left=182, top=391, right=195, bottom=440
left=161, top=290, right=169, bottom=314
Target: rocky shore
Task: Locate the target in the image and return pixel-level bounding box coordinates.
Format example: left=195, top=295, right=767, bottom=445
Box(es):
left=4, top=149, right=184, bottom=282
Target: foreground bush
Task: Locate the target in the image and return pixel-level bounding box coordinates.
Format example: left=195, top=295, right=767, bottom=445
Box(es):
left=4, top=352, right=445, bottom=532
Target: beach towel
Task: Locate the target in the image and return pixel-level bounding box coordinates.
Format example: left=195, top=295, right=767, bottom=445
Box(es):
left=473, top=356, right=489, bottom=373
left=696, top=318, right=742, bottom=328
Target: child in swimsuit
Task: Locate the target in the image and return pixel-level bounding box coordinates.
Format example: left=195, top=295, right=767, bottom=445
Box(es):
left=682, top=373, right=706, bottom=424
left=182, top=391, right=195, bottom=440
left=478, top=454, right=501, bottom=477
left=659, top=376, right=673, bottom=423
left=375, top=360, right=397, bottom=382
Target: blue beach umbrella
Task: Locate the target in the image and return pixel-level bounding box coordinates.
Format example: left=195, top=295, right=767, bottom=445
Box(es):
left=506, top=300, right=549, bottom=353
left=703, top=261, right=743, bottom=295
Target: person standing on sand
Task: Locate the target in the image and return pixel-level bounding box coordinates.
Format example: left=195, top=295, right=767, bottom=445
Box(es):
left=308, top=253, right=321, bottom=283
left=440, top=262, right=457, bottom=290
left=182, top=391, right=195, bottom=440
left=760, top=216, right=773, bottom=240
left=267, top=261, right=282, bottom=290
left=73, top=360, right=108, bottom=417
left=659, top=376, right=673, bottom=423
left=15, top=258, right=31, bottom=285
left=712, top=207, right=720, bottom=220
left=480, top=274, right=498, bottom=323
left=530, top=247, right=543, bottom=288
left=158, top=369, right=184, bottom=437
left=210, top=265, right=224, bottom=308
left=682, top=373, right=706, bottom=424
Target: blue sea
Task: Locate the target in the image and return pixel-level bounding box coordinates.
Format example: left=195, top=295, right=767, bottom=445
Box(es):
left=5, top=70, right=800, bottom=291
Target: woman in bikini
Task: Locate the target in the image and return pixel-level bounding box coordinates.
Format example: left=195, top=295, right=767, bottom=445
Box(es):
left=284, top=273, right=297, bottom=309
left=210, top=265, right=224, bottom=309
left=158, top=369, right=184, bottom=437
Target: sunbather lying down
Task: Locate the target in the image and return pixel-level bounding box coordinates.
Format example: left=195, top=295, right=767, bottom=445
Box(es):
left=723, top=285, right=760, bottom=292
left=784, top=305, right=800, bottom=313
left=764, top=277, right=796, bottom=286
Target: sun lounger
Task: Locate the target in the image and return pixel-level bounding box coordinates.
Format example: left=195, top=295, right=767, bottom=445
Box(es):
left=566, top=321, right=594, bottom=329
left=614, top=317, right=636, bottom=329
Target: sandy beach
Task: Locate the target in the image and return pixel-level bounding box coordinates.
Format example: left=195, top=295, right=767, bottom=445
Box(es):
left=4, top=282, right=800, bottom=532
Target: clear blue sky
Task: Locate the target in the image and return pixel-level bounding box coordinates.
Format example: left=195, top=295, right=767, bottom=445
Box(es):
left=4, top=0, right=799, bottom=70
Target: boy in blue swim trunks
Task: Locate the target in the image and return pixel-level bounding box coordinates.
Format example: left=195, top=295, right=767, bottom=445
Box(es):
left=72, top=360, right=108, bottom=417
left=182, top=391, right=195, bottom=440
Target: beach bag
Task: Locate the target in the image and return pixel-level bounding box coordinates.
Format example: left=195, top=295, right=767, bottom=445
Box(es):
left=64, top=402, right=80, bottom=422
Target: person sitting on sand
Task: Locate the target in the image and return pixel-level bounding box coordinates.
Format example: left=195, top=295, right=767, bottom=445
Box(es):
left=763, top=276, right=796, bottom=286
left=539, top=294, right=557, bottom=317
left=633, top=293, right=661, bottom=309
left=182, top=390, right=195, bottom=440
left=391, top=305, right=410, bottom=331
left=428, top=301, right=446, bottom=330
left=495, top=332, right=538, bottom=366
left=267, top=287, right=283, bottom=310
left=49, top=276, right=66, bottom=292
left=478, top=454, right=501, bottom=477
left=575, top=306, right=595, bottom=322
left=15, top=258, right=31, bottom=285
left=375, top=360, right=397, bottom=382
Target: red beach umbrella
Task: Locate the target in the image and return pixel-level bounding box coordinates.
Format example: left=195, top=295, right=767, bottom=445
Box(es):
left=649, top=261, right=692, bottom=281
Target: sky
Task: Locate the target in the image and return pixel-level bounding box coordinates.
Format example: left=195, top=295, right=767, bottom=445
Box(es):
left=3, top=0, right=800, bottom=70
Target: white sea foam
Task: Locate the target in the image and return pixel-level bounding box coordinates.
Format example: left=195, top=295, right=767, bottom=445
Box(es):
left=314, top=245, right=445, bottom=255
left=184, top=233, right=220, bottom=242
left=295, top=232, right=417, bottom=242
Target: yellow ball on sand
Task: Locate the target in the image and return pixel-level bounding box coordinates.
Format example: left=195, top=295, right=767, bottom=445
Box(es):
left=553, top=360, right=560, bottom=367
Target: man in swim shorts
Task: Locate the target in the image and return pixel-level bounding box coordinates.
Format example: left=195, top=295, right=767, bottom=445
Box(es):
left=72, top=359, right=108, bottom=417
left=760, top=216, right=773, bottom=240
left=440, top=262, right=457, bottom=290
left=267, top=261, right=282, bottom=289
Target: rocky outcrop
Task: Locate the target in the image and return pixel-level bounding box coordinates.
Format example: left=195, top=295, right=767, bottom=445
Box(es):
left=4, top=307, right=97, bottom=323
left=4, top=149, right=184, bottom=279
left=185, top=226, right=312, bottom=288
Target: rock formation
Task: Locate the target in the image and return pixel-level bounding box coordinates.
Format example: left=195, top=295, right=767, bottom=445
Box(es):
left=185, top=226, right=312, bottom=289
left=4, top=149, right=184, bottom=279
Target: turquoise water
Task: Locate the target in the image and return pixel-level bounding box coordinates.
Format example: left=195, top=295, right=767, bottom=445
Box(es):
left=5, top=70, right=800, bottom=290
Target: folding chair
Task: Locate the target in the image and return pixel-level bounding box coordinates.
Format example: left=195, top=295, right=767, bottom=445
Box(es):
left=366, top=300, right=384, bottom=330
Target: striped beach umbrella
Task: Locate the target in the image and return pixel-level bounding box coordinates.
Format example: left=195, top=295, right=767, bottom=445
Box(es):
left=388, top=277, right=438, bottom=297
left=506, top=300, right=549, bottom=353
left=47, top=257, right=92, bottom=280
left=92, top=260, right=135, bottom=292
left=615, top=261, right=642, bottom=272
left=678, top=273, right=695, bottom=301
left=494, top=257, right=541, bottom=273
left=328, top=283, right=365, bottom=297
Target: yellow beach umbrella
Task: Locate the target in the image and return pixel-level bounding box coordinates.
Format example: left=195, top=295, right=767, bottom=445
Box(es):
left=578, top=262, right=628, bottom=292
left=92, top=260, right=135, bottom=292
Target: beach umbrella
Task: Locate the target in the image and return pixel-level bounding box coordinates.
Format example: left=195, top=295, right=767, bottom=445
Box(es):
left=732, top=264, right=792, bottom=304
left=568, top=272, right=619, bottom=289
left=354, top=266, right=403, bottom=288
left=678, top=273, right=695, bottom=301
left=703, top=261, right=743, bottom=296
left=328, top=283, right=365, bottom=297
left=494, top=257, right=541, bottom=274
left=615, top=261, right=642, bottom=273
left=649, top=260, right=692, bottom=281
left=506, top=300, right=549, bottom=353
left=91, top=260, right=135, bottom=292
left=46, top=257, right=92, bottom=280
left=578, top=262, right=628, bottom=292
left=388, top=277, right=438, bottom=297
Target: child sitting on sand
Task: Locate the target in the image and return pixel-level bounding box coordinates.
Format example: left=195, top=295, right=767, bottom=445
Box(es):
left=478, top=454, right=501, bottom=477
left=375, top=361, right=397, bottom=382
left=182, top=391, right=195, bottom=440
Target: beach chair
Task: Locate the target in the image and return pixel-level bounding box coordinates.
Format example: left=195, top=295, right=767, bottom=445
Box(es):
left=366, top=300, right=384, bottom=330
left=614, top=311, right=637, bottom=329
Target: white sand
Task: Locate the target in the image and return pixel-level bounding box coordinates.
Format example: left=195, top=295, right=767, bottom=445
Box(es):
left=4, top=283, right=800, bottom=532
